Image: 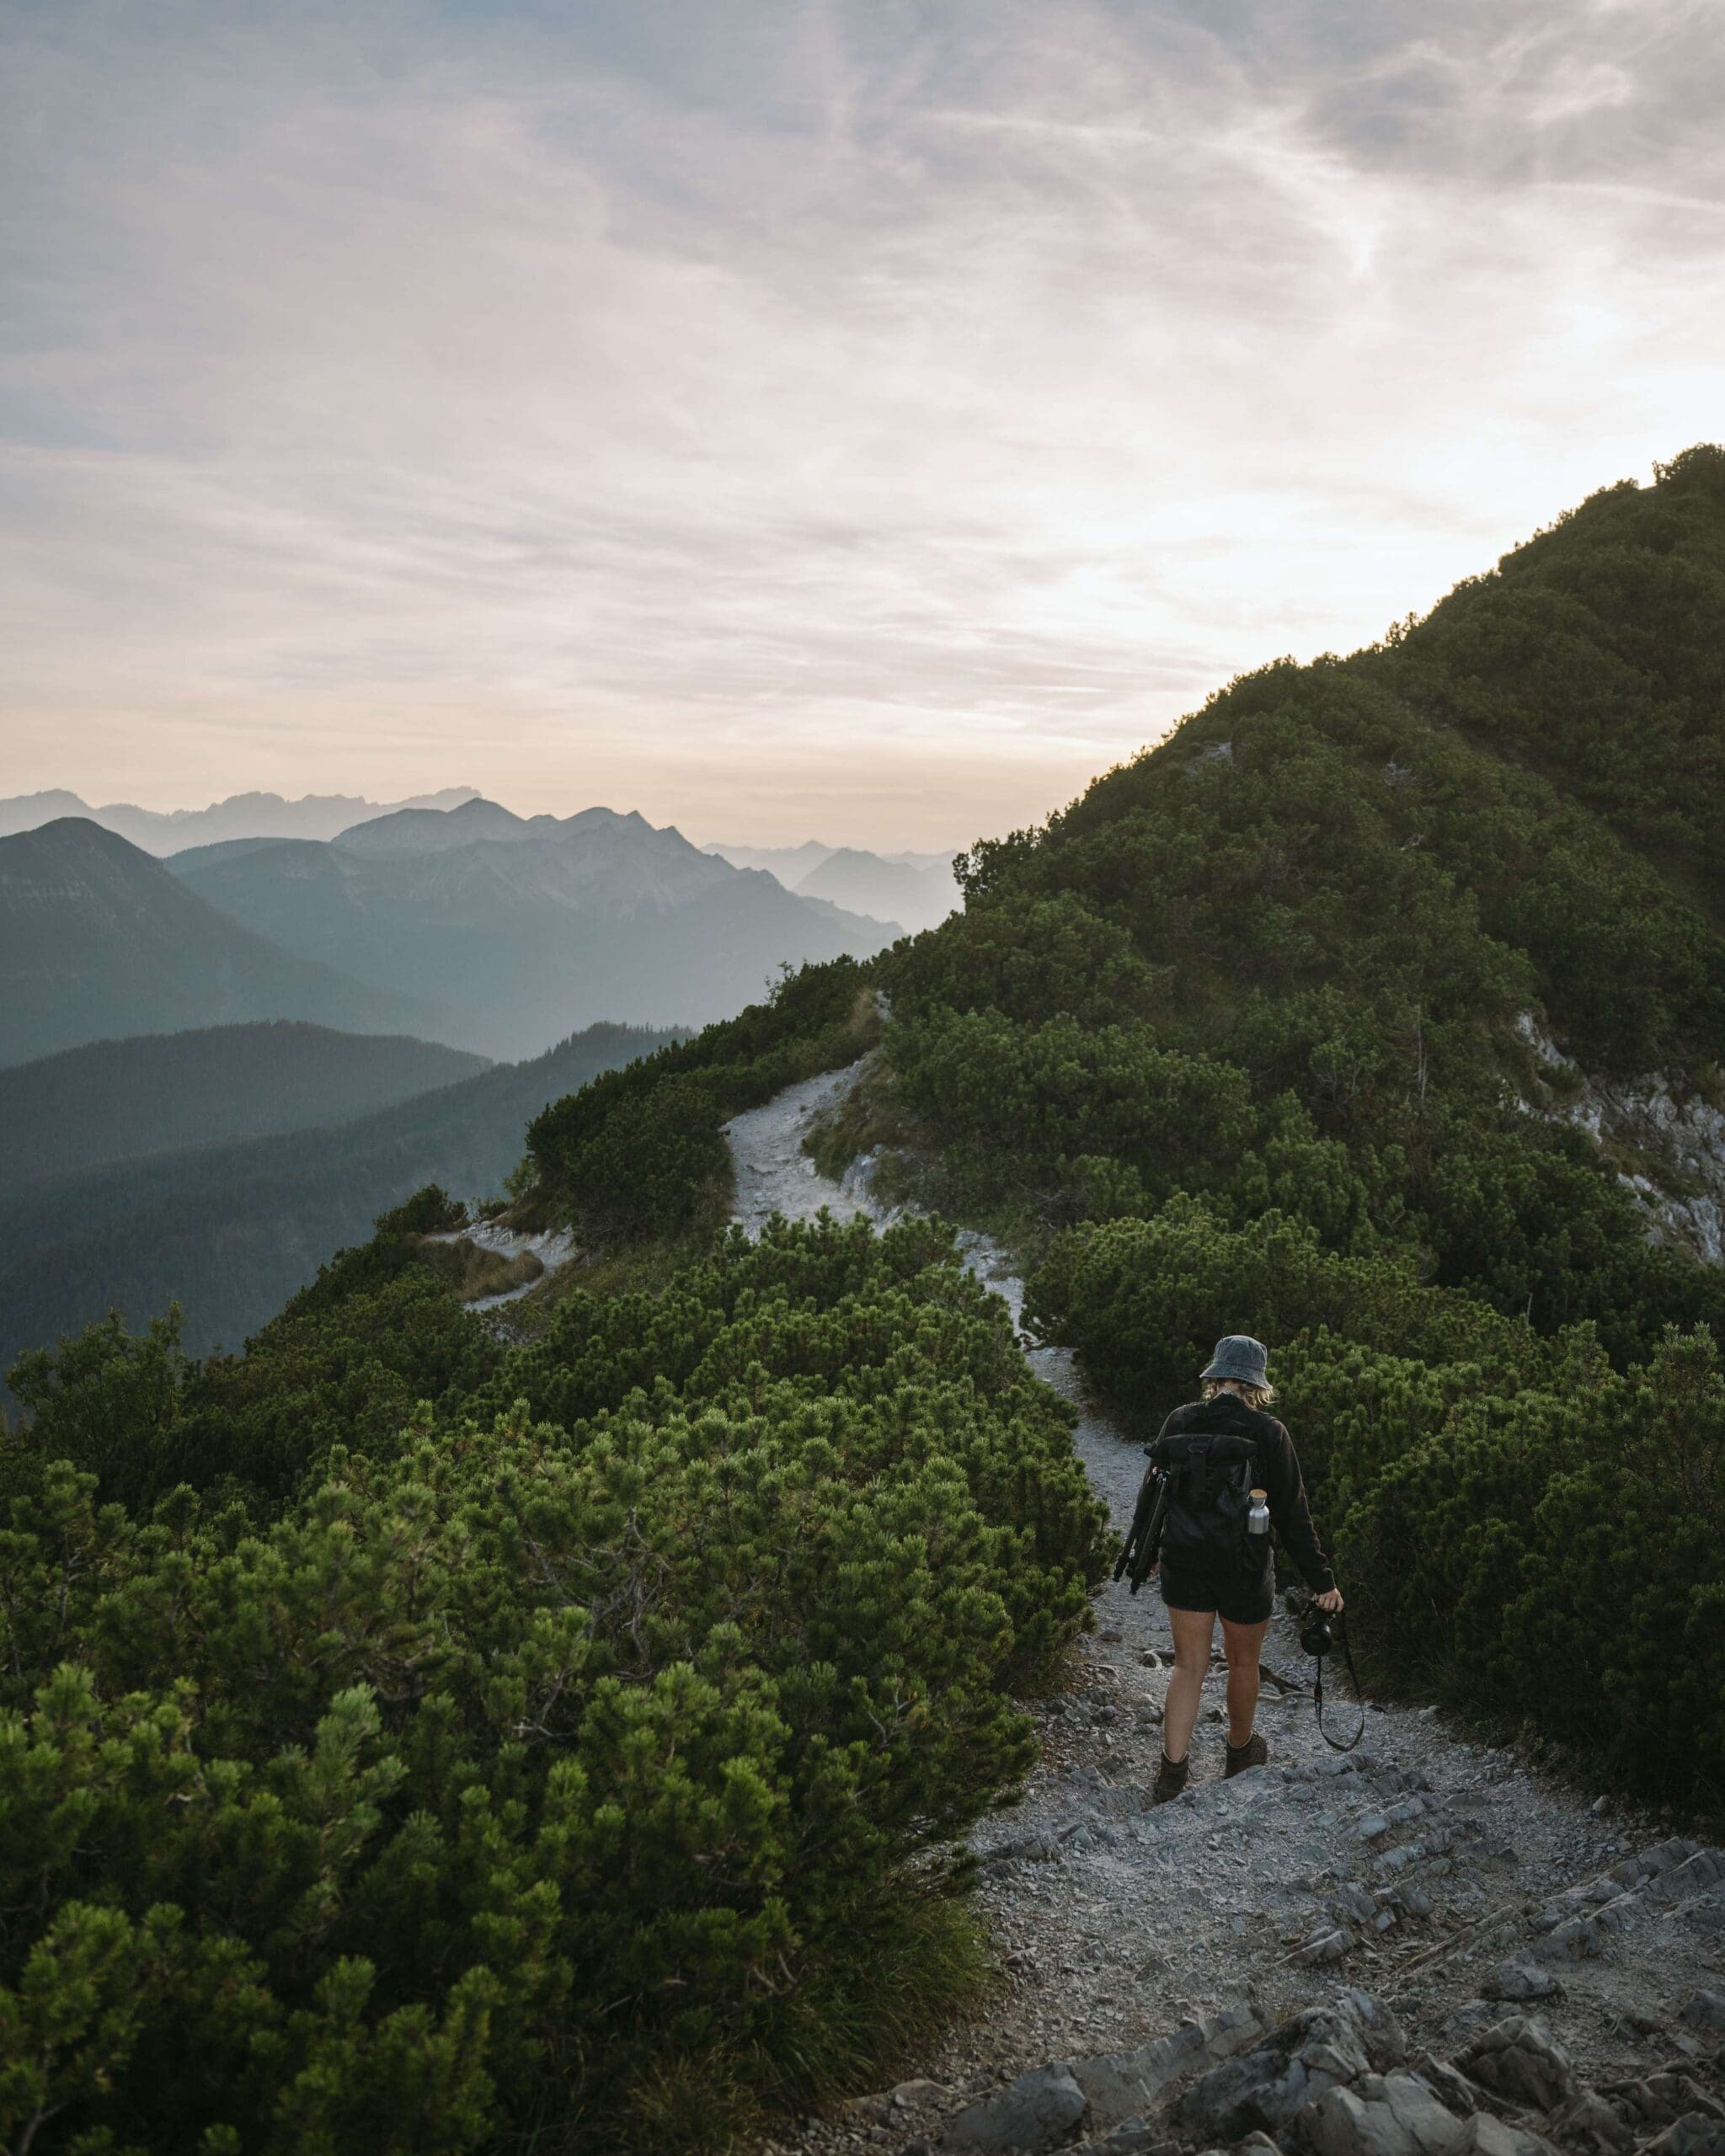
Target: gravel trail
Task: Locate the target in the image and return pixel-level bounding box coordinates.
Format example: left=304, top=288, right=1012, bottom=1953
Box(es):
left=725, top=1063, right=1725, bottom=2154
left=426, top=1218, right=578, bottom=1308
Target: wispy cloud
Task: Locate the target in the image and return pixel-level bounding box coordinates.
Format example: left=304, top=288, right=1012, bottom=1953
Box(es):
left=2, top=0, right=1722, bottom=846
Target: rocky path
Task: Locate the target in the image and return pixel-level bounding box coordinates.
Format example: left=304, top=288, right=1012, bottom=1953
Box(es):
left=725, top=1065, right=1725, bottom=2156
left=428, top=1216, right=577, bottom=1309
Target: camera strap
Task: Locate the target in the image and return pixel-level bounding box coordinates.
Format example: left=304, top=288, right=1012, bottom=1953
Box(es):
left=1312, top=1620, right=1366, bottom=1753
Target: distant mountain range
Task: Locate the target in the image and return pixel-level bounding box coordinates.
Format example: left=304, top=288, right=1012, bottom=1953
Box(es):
left=0, top=819, right=449, bottom=1067
left=703, top=839, right=960, bottom=932
left=0, top=1023, right=486, bottom=1193
left=163, top=799, right=897, bottom=1059
left=0, top=1022, right=676, bottom=1385
left=0, top=785, right=480, bottom=853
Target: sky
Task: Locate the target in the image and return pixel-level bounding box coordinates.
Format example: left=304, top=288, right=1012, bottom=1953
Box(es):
left=3, top=1, right=1722, bottom=850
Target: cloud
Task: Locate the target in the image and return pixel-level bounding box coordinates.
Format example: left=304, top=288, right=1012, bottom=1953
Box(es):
left=1, top=0, right=1722, bottom=846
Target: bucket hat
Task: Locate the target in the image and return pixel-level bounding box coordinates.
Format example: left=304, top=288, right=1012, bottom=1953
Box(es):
left=1200, top=1334, right=1269, bottom=1387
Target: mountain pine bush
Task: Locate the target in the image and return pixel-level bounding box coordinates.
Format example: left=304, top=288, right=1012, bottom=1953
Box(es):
left=1, top=1212, right=1108, bottom=2154
left=9, top=451, right=1725, bottom=2150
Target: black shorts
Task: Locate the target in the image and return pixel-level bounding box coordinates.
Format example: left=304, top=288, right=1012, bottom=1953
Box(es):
left=1159, top=1555, right=1274, bottom=1627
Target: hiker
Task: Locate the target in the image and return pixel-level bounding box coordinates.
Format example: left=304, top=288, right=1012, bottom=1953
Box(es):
left=1146, top=1334, right=1342, bottom=1801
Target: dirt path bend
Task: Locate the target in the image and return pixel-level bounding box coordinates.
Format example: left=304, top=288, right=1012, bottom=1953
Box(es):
left=725, top=1064, right=1725, bottom=2155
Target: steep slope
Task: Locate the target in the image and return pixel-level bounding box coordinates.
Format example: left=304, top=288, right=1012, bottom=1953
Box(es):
left=0, top=819, right=454, bottom=1065
left=0, top=1022, right=486, bottom=1192
left=0, top=784, right=479, bottom=849
left=521, top=451, right=1725, bottom=1822
left=1380, top=443, right=1725, bottom=921
left=170, top=806, right=896, bottom=1057
left=0, top=1022, right=675, bottom=1375
left=866, top=451, right=1725, bottom=1330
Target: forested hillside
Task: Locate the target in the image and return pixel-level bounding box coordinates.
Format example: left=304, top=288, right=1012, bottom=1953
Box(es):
left=521, top=448, right=1725, bottom=1812
left=0, top=1022, right=673, bottom=1389
left=6, top=450, right=1724, bottom=2156
left=856, top=446, right=1725, bottom=1803
left=0, top=1022, right=486, bottom=1191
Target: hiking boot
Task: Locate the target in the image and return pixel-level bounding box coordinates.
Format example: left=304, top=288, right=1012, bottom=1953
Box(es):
left=1225, top=1731, right=1268, bottom=1777
left=1152, top=1751, right=1190, bottom=1803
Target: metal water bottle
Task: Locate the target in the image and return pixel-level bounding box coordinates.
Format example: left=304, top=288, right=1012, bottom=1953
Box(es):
left=1247, top=1486, right=1271, bottom=1539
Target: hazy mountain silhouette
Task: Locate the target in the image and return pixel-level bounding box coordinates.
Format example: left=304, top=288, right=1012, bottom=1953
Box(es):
left=0, top=1022, right=486, bottom=1193
left=703, top=837, right=960, bottom=931
left=793, top=846, right=959, bottom=932
left=702, top=839, right=836, bottom=882
left=0, top=819, right=452, bottom=1067
left=0, top=785, right=479, bottom=852
left=170, top=802, right=898, bottom=1058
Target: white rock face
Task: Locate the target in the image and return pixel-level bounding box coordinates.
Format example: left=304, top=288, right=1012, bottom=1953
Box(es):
left=1514, top=1014, right=1725, bottom=1264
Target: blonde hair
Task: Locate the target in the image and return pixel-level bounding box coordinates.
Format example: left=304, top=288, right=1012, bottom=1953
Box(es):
left=1202, top=1377, right=1276, bottom=1412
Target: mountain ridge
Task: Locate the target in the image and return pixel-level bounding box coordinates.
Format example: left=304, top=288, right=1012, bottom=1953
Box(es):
left=0, top=818, right=455, bottom=1066
left=0, top=784, right=480, bottom=852
left=169, top=802, right=899, bottom=1057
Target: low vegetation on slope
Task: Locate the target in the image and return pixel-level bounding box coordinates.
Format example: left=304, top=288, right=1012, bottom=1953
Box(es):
left=532, top=451, right=1725, bottom=1811
left=0, top=1020, right=487, bottom=1192
left=3, top=1209, right=1107, bottom=2153
left=864, top=447, right=1725, bottom=1808
left=0, top=1022, right=676, bottom=1392
left=6, top=450, right=1725, bottom=2154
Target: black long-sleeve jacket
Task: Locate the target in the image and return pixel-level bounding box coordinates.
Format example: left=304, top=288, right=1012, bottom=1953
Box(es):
left=1149, top=1392, right=1334, bottom=1593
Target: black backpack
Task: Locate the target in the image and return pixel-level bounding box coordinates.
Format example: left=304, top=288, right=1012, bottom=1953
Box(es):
left=1158, top=1429, right=1261, bottom=1568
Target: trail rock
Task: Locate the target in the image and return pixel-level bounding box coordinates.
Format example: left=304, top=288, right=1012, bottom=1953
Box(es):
left=1413, top=2057, right=1484, bottom=2119
left=1458, top=2018, right=1579, bottom=2113
left=943, top=2063, right=1087, bottom=2153
left=1466, top=2116, right=1559, bottom=2156
left=1483, top=1963, right=1564, bottom=2004
left=1070, top=2007, right=1262, bottom=2130
left=1069, top=2130, right=1178, bottom=2156
left=1639, top=2121, right=1725, bottom=2156
left=1551, top=2089, right=1637, bottom=2156
left=1617, top=2078, right=1725, bottom=2131
left=1169, top=1993, right=1405, bottom=2143
left=1306, top=2070, right=1471, bottom=2156
left=1679, top=1993, right=1725, bottom=2037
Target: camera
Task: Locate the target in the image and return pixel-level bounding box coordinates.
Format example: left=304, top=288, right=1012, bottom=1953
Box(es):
left=1299, top=1609, right=1334, bottom=1658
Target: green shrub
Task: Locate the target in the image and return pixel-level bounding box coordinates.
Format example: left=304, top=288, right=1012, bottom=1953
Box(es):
left=0, top=1214, right=1108, bottom=2155
left=528, top=960, right=878, bottom=1241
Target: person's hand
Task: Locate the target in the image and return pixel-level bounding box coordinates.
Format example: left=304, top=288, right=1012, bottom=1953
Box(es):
left=1314, top=1587, right=1343, bottom=1613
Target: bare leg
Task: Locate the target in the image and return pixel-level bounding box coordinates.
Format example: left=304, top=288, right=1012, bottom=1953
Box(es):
left=1220, top=1615, right=1269, bottom=1746
left=1162, top=1604, right=1215, bottom=1762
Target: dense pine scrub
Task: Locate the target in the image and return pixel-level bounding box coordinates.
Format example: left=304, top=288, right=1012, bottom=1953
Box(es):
left=858, top=447, right=1725, bottom=1814
left=1025, top=1204, right=1725, bottom=1809
left=8, top=451, right=1725, bottom=2153
left=526, top=959, right=879, bottom=1243
left=1, top=1211, right=1108, bottom=2154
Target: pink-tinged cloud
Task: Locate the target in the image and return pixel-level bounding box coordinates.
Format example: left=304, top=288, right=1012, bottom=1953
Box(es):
left=2, top=0, right=1722, bottom=849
